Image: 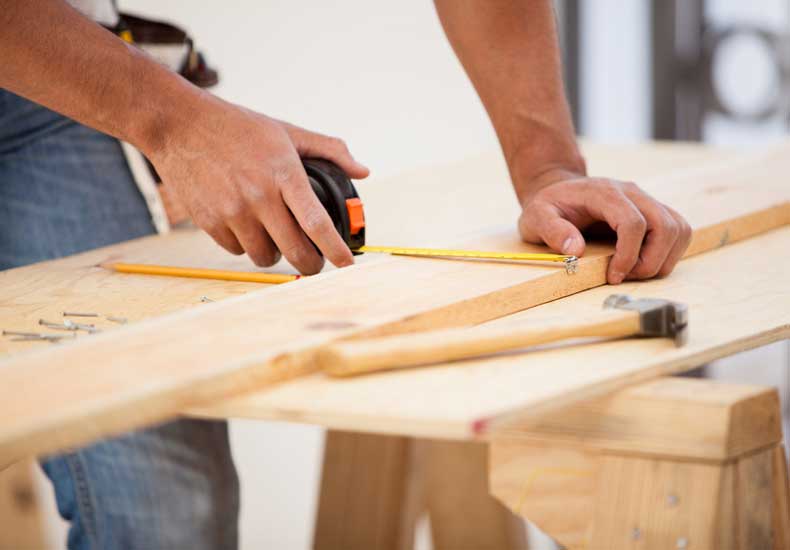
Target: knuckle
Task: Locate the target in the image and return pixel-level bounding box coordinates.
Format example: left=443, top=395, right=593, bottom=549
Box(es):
left=219, top=201, right=246, bottom=222
left=242, top=184, right=273, bottom=209
left=681, top=221, right=693, bottom=243
left=632, top=260, right=661, bottom=279
left=302, top=209, right=331, bottom=235
left=328, top=136, right=348, bottom=152
left=252, top=250, right=277, bottom=267
left=199, top=217, right=223, bottom=236
left=282, top=242, right=311, bottom=267
left=624, top=212, right=647, bottom=233
left=653, top=211, right=679, bottom=239
left=621, top=180, right=640, bottom=193
left=269, top=161, right=298, bottom=187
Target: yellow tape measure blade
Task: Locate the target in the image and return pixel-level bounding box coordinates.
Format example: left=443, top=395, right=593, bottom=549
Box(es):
left=355, top=245, right=578, bottom=272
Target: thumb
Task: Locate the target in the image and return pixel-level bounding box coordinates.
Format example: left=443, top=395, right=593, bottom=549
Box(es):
left=519, top=202, right=586, bottom=256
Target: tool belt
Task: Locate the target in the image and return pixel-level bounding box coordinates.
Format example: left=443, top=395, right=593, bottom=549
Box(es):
left=107, top=12, right=219, bottom=88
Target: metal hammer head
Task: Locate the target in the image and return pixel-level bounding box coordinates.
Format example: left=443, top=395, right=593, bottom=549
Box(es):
left=603, top=294, right=688, bottom=347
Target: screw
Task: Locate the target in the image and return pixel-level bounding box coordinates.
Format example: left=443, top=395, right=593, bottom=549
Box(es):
left=63, top=311, right=99, bottom=317
left=39, top=319, right=78, bottom=331
left=631, top=527, right=641, bottom=540
left=200, top=296, right=214, bottom=303
left=676, top=537, right=688, bottom=549
left=667, top=494, right=679, bottom=507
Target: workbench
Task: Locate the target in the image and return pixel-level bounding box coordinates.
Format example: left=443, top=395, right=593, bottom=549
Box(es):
left=1, top=142, right=788, bottom=549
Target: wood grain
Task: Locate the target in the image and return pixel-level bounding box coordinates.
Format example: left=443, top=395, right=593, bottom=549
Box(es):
left=489, top=377, right=784, bottom=549
left=497, top=377, right=782, bottom=461
left=198, top=226, right=790, bottom=439
left=1, top=143, right=787, bottom=463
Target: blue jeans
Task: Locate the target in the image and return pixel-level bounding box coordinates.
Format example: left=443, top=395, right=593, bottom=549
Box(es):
left=0, top=90, right=239, bottom=549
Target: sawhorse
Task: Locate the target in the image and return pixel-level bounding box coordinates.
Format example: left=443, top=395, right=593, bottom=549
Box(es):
left=315, top=377, right=790, bottom=550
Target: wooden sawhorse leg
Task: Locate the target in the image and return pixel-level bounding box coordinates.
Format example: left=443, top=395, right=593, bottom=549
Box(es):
left=313, top=432, right=527, bottom=550
left=490, top=377, right=790, bottom=550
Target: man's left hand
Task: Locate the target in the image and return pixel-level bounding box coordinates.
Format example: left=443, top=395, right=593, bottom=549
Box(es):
left=518, top=171, right=692, bottom=285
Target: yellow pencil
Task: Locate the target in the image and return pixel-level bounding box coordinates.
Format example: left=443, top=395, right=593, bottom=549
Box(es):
left=103, top=262, right=300, bottom=284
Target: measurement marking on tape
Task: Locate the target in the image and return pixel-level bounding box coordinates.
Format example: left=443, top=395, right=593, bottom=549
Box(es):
left=354, top=246, right=578, bottom=273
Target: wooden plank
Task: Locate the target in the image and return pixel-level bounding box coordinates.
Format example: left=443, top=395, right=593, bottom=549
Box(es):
left=0, top=142, right=718, bottom=358
left=194, top=225, right=790, bottom=438
left=1, top=144, right=788, bottom=464
left=493, top=377, right=782, bottom=461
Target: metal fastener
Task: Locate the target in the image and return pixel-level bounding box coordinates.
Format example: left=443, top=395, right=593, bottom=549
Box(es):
left=63, top=311, right=99, bottom=317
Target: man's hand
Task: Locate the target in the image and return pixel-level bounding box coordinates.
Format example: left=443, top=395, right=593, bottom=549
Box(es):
left=518, top=172, right=692, bottom=284
left=0, top=1, right=368, bottom=275
left=150, top=99, right=369, bottom=275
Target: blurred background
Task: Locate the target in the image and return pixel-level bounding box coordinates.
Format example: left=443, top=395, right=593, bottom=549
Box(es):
left=21, top=1, right=790, bottom=548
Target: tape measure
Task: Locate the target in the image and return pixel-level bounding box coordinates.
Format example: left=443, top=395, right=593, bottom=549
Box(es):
left=303, top=158, right=578, bottom=273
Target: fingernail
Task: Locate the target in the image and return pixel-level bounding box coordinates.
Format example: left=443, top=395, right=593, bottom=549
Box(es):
left=610, top=271, right=625, bottom=284
left=562, top=237, right=573, bottom=254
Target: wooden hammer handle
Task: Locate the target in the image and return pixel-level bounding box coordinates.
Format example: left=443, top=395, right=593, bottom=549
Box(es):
left=318, top=309, right=641, bottom=377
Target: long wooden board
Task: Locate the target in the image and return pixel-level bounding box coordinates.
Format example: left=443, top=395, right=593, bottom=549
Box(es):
left=0, top=141, right=715, bottom=358
left=0, top=143, right=788, bottom=464
left=194, top=225, right=790, bottom=438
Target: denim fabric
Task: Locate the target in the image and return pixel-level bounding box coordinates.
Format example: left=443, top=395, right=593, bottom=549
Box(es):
left=0, top=89, right=239, bottom=549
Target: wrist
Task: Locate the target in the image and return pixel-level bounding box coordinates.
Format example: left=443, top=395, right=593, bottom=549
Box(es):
left=502, top=121, right=587, bottom=203
left=122, top=58, right=212, bottom=160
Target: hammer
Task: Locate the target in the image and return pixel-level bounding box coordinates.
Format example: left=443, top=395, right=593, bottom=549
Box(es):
left=318, top=294, right=688, bottom=377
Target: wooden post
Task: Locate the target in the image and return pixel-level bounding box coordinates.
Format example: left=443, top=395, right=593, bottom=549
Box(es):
left=313, top=431, right=423, bottom=550
left=422, top=440, right=527, bottom=550
left=314, top=432, right=528, bottom=550
left=490, top=377, right=789, bottom=550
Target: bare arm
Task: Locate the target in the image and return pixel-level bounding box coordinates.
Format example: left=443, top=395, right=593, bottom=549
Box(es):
left=0, top=0, right=368, bottom=274
left=434, top=0, right=690, bottom=283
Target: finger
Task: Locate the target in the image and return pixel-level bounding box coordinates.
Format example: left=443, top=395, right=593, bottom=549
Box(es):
left=274, top=161, right=355, bottom=269
left=582, top=185, right=646, bottom=284
left=656, top=207, right=693, bottom=277
left=201, top=219, right=244, bottom=256
left=623, top=190, right=680, bottom=280
left=285, top=125, right=370, bottom=179
left=258, top=196, right=325, bottom=275
left=519, top=202, right=586, bottom=256
left=226, top=214, right=281, bottom=267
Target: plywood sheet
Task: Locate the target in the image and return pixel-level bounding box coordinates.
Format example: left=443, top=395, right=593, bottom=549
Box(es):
left=0, top=143, right=787, bottom=463
left=193, top=226, right=790, bottom=439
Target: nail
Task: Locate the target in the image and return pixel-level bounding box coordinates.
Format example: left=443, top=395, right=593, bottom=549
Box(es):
left=611, top=271, right=625, bottom=284
left=562, top=237, right=574, bottom=254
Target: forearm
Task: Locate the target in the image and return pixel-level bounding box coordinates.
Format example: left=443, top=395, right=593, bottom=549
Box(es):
left=434, top=0, right=585, bottom=200
left=0, top=0, right=205, bottom=156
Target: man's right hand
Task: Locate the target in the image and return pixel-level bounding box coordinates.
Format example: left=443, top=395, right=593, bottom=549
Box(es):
left=0, top=0, right=368, bottom=275
left=148, top=96, right=369, bottom=275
